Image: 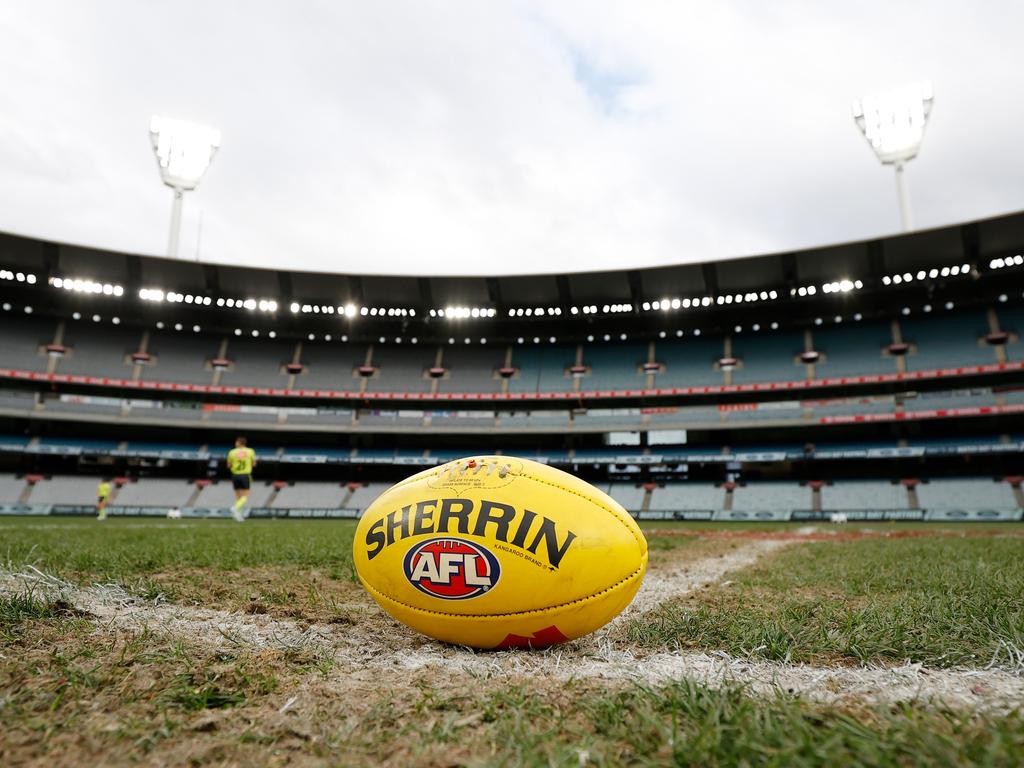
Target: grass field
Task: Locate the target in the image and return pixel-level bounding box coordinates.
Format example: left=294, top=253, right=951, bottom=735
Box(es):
left=2, top=517, right=1023, bottom=766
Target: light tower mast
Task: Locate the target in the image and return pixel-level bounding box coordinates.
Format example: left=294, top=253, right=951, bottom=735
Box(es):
left=852, top=82, right=933, bottom=232
left=149, top=116, right=221, bottom=258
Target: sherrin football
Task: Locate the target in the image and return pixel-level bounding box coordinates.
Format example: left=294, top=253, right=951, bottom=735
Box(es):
left=353, top=456, right=648, bottom=649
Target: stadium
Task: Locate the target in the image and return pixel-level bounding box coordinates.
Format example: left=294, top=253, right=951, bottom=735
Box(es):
left=3, top=4, right=1024, bottom=767
left=4, top=212, right=1024, bottom=521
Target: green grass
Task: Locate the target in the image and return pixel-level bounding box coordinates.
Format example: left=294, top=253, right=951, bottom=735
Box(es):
left=3, top=518, right=1024, bottom=764
left=0, top=518, right=357, bottom=582
left=0, top=591, right=63, bottom=626
left=0, top=591, right=82, bottom=644
left=628, top=536, right=1024, bottom=667
left=7, top=618, right=1022, bottom=767
left=4, top=518, right=1019, bottom=583
left=322, top=679, right=1024, bottom=767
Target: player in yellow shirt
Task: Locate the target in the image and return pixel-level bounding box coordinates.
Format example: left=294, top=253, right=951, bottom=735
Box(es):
left=96, top=478, right=111, bottom=521
left=227, top=437, right=257, bottom=522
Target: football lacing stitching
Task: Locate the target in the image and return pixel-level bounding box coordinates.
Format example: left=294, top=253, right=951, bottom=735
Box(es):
left=447, top=458, right=512, bottom=479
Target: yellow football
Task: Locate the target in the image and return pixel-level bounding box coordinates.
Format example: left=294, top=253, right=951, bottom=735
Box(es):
left=353, top=456, right=648, bottom=649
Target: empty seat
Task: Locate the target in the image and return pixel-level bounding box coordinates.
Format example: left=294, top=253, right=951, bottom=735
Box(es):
left=506, top=345, right=578, bottom=394
left=649, top=483, right=724, bottom=510
left=220, top=337, right=299, bottom=388
left=437, top=347, right=505, bottom=393
left=0, top=473, right=26, bottom=503
left=822, top=480, right=907, bottom=510
left=730, top=331, right=805, bottom=383
left=901, top=312, right=994, bottom=371
left=0, top=317, right=58, bottom=372
left=607, top=483, right=645, bottom=509
left=366, top=345, right=438, bottom=393
left=732, top=482, right=809, bottom=510
left=653, top=338, right=726, bottom=388
left=294, top=342, right=368, bottom=390
left=273, top=482, right=347, bottom=508
left=346, top=483, right=391, bottom=510
left=915, top=478, right=1017, bottom=510
left=28, top=476, right=102, bottom=505
left=583, top=344, right=648, bottom=391
left=141, top=331, right=221, bottom=385
left=812, top=322, right=894, bottom=379
left=192, top=481, right=238, bottom=508
left=57, top=325, right=143, bottom=378
left=115, top=478, right=195, bottom=507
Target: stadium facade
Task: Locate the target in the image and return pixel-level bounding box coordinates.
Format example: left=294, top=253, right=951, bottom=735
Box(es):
left=1, top=209, right=1024, bottom=522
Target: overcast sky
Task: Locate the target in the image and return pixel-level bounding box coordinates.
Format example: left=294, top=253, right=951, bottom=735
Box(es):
left=0, top=1, right=1022, bottom=277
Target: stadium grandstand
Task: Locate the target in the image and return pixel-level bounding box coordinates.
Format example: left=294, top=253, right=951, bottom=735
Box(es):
left=1, top=209, right=1024, bottom=522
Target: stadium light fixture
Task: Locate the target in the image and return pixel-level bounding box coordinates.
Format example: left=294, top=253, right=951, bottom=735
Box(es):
left=434, top=306, right=497, bottom=319
left=50, top=276, right=123, bottom=296
left=880, top=262, right=969, bottom=285
left=852, top=82, right=933, bottom=231
left=990, top=254, right=1024, bottom=270
left=149, top=116, right=221, bottom=259
left=0, top=270, right=36, bottom=284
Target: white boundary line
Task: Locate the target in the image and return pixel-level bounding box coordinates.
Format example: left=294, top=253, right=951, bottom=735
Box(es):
left=3, top=542, right=1023, bottom=712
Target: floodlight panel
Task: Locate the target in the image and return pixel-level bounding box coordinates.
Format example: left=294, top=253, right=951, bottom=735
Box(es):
left=149, top=116, right=221, bottom=190
left=852, top=81, right=933, bottom=164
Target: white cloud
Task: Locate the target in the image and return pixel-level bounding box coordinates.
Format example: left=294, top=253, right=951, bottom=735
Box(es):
left=0, top=0, right=1021, bottom=276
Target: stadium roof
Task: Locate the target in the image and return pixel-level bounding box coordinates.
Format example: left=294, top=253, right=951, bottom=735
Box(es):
left=1, top=209, right=1022, bottom=312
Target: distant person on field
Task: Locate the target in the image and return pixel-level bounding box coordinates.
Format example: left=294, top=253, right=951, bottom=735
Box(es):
left=227, top=437, right=257, bottom=522
left=96, top=478, right=111, bottom=521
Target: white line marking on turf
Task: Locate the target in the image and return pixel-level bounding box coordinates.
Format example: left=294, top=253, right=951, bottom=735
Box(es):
left=614, top=539, right=789, bottom=622
left=4, top=541, right=1023, bottom=713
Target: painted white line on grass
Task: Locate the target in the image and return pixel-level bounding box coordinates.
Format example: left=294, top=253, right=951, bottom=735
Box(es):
left=4, top=543, right=1022, bottom=713
left=615, top=539, right=790, bottom=621
left=363, top=643, right=1024, bottom=713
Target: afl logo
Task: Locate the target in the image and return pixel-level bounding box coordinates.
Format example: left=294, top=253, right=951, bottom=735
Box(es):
left=403, top=537, right=500, bottom=600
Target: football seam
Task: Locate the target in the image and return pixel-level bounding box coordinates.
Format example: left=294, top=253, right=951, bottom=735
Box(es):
left=518, top=472, right=647, bottom=554
left=361, top=558, right=646, bottom=619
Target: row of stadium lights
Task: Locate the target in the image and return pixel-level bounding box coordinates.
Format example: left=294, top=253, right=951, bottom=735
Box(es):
left=292, top=303, right=416, bottom=317
left=431, top=307, right=497, bottom=318
left=0, top=265, right=998, bottom=330
left=990, top=254, right=1024, bottom=269
left=241, top=299, right=968, bottom=342
left=141, top=288, right=279, bottom=312
left=70, top=311, right=122, bottom=324
left=881, top=264, right=970, bottom=285
left=0, top=298, right=986, bottom=342
left=22, top=277, right=621, bottom=320
left=1, top=270, right=37, bottom=284
left=791, top=280, right=863, bottom=297
left=641, top=291, right=781, bottom=311
left=508, top=307, right=563, bottom=317
left=13, top=269, right=978, bottom=315
left=131, top=302, right=975, bottom=340
left=154, top=321, right=204, bottom=333
left=51, top=276, right=122, bottom=296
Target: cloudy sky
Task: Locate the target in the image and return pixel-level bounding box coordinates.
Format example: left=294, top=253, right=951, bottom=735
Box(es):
left=0, top=1, right=1022, bottom=276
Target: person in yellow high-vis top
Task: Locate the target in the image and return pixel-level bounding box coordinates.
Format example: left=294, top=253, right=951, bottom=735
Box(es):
left=96, top=478, right=111, bottom=520
left=227, top=437, right=257, bottom=522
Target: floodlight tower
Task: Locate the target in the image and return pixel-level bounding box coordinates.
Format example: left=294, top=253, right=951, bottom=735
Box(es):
left=149, top=116, right=221, bottom=258
left=852, top=81, right=933, bottom=232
